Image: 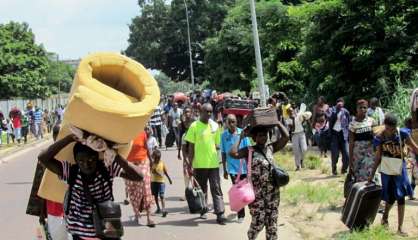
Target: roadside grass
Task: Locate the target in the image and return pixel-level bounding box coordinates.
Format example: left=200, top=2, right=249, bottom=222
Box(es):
left=304, top=154, right=322, bottom=170
left=283, top=181, right=342, bottom=207
left=336, top=226, right=397, bottom=240
left=275, top=151, right=295, bottom=171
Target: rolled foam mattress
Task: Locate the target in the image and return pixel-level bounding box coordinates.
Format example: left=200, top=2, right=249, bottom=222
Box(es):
left=38, top=52, right=160, bottom=202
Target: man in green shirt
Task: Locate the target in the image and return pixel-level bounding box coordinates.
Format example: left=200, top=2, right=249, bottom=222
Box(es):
left=185, top=103, right=226, bottom=225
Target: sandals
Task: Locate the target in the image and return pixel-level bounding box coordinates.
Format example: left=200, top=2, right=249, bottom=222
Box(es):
left=147, top=221, right=156, bottom=228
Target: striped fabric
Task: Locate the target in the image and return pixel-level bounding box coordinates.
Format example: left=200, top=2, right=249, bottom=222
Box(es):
left=150, top=106, right=163, bottom=126
left=33, top=110, right=43, bottom=124
left=61, top=161, right=123, bottom=238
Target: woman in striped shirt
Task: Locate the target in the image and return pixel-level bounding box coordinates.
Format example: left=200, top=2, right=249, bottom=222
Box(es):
left=39, top=133, right=143, bottom=240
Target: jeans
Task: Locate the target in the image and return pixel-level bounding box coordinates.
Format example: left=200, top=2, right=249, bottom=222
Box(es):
left=172, top=126, right=180, bottom=148
left=194, top=168, right=225, bottom=215
left=230, top=174, right=247, bottom=219
left=13, top=127, right=21, bottom=141
left=35, top=122, right=43, bottom=139
left=331, top=130, right=349, bottom=173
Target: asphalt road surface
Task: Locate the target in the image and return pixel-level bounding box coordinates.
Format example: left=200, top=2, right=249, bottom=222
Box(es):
left=0, top=140, right=301, bottom=240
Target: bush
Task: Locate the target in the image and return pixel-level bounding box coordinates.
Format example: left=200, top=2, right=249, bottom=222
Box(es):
left=384, top=80, right=418, bottom=124
left=304, top=154, right=322, bottom=170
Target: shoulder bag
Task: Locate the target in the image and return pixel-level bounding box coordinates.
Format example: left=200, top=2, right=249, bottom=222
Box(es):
left=380, top=129, right=404, bottom=176
left=228, top=147, right=255, bottom=212
left=81, top=173, right=123, bottom=239
left=254, top=146, right=289, bottom=188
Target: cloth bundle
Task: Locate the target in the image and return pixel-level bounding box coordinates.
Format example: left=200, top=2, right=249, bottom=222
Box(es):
left=411, top=88, right=418, bottom=111
left=38, top=52, right=160, bottom=203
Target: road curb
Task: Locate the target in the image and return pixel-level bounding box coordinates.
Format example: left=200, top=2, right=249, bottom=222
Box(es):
left=0, top=138, right=51, bottom=164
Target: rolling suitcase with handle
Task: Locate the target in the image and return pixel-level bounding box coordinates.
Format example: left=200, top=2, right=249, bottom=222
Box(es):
left=342, top=181, right=382, bottom=230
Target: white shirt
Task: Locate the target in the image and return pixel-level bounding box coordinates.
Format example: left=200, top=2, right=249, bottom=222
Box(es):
left=333, top=111, right=343, bottom=132
left=294, top=115, right=305, bottom=133
left=169, top=108, right=183, bottom=127
left=147, top=136, right=159, bottom=152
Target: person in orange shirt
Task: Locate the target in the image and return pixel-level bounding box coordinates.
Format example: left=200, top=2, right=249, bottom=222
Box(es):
left=125, top=130, right=155, bottom=227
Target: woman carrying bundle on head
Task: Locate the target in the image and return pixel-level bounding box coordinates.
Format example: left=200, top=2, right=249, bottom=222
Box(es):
left=230, top=120, right=289, bottom=240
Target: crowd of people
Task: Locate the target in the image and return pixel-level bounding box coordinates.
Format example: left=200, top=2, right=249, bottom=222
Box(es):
left=26, top=88, right=418, bottom=240
left=0, top=104, right=65, bottom=146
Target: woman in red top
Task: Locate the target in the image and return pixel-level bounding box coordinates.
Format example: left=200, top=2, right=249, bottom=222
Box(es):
left=125, top=130, right=155, bottom=227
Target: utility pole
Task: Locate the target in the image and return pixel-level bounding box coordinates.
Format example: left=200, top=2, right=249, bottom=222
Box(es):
left=56, top=54, right=61, bottom=106
left=249, top=0, right=266, bottom=107
left=183, top=0, right=195, bottom=90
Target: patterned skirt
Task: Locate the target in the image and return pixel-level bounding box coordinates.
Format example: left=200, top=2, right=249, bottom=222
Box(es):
left=353, top=140, right=375, bottom=182
left=125, top=160, right=153, bottom=215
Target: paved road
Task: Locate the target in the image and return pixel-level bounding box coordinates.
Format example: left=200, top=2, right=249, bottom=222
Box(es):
left=0, top=141, right=301, bottom=240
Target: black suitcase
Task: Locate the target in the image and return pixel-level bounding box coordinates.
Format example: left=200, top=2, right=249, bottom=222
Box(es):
left=185, top=178, right=207, bottom=214
left=342, top=181, right=382, bottom=230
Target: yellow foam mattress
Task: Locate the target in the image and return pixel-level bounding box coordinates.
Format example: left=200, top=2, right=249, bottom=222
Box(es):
left=38, top=52, right=160, bottom=202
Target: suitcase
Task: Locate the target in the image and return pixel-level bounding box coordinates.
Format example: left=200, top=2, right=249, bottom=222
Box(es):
left=223, top=99, right=258, bottom=116
left=341, top=181, right=382, bottom=230
left=243, top=107, right=280, bottom=128
left=223, top=108, right=252, bottom=116
left=185, top=178, right=207, bottom=214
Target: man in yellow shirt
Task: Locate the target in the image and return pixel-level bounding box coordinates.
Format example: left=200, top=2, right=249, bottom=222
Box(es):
left=185, top=103, right=226, bottom=225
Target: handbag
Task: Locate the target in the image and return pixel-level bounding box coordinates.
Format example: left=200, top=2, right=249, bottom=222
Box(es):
left=228, top=147, right=255, bottom=212
left=380, top=129, right=404, bottom=176
left=81, top=176, right=124, bottom=239
left=185, top=177, right=207, bottom=214
left=254, top=146, right=289, bottom=188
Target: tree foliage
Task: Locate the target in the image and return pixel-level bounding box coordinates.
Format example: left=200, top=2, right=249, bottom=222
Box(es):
left=0, top=22, right=74, bottom=99
left=125, top=0, right=234, bottom=83
left=0, top=22, right=50, bottom=99
left=126, top=0, right=418, bottom=108
left=45, top=58, right=75, bottom=95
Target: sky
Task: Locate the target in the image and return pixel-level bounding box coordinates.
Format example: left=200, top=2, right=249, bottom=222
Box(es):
left=0, top=0, right=140, bottom=60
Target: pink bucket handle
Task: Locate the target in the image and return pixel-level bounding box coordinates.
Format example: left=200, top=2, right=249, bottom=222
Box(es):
left=235, top=147, right=253, bottom=184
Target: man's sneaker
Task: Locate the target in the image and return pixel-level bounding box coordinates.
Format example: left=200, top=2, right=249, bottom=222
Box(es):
left=200, top=213, right=208, bottom=220
left=216, top=214, right=227, bottom=225
left=237, top=217, right=244, bottom=223
left=155, top=209, right=161, bottom=214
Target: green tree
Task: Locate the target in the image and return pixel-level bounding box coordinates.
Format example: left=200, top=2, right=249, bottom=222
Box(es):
left=125, top=0, right=234, bottom=83
left=45, top=57, right=75, bottom=95
left=299, top=0, right=418, bottom=106
left=204, top=0, right=305, bottom=97
left=0, top=22, right=50, bottom=99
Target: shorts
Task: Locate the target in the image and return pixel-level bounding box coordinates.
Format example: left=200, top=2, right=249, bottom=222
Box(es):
left=151, top=182, right=165, bottom=198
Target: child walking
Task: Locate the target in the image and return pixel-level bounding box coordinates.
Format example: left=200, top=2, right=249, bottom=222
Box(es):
left=151, top=149, right=172, bottom=217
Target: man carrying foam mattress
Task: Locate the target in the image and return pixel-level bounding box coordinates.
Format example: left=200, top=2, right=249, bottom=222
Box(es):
left=38, top=127, right=144, bottom=240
